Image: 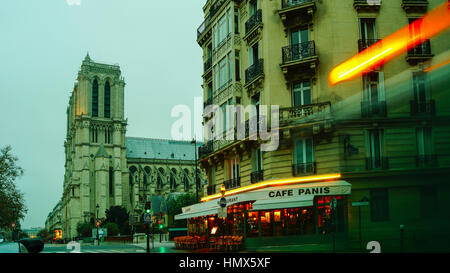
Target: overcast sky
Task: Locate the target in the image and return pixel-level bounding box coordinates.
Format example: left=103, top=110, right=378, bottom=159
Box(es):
left=0, top=0, right=205, bottom=228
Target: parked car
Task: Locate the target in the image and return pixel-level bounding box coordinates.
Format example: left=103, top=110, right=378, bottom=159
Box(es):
left=0, top=238, right=44, bottom=253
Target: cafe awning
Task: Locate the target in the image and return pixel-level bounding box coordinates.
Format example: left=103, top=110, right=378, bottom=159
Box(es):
left=252, top=196, right=314, bottom=211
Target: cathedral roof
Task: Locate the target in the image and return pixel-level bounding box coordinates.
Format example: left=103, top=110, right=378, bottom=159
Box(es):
left=125, top=137, right=202, bottom=161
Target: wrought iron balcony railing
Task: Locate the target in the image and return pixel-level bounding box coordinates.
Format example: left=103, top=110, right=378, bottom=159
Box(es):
left=245, top=9, right=262, bottom=35
left=358, top=39, right=382, bottom=52
left=245, top=58, right=264, bottom=84
left=281, top=0, right=314, bottom=9
left=250, top=170, right=264, bottom=184
left=224, top=177, right=241, bottom=190
left=407, top=39, right=432, bottom=56
left=280, top=102, right=331, bottom=122
left=199, top=141, right=214, bottom=158
left=282, top=41, right=316, bottom=63
left=410, top=100, right=435, bottom=116
left=366, top=157, right=389, bottom=170
left=292, top=162, right=316, bottom=176
left=416, top=155, right=438, bottom=168
left=361, top=101, right=387, bottom=118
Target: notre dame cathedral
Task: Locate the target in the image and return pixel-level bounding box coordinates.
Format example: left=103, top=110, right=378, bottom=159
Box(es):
left=46, top=54, right=203, bottom=240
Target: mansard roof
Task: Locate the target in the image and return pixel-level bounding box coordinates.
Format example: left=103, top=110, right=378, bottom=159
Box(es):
left=125, top=137, right=202, bottom=161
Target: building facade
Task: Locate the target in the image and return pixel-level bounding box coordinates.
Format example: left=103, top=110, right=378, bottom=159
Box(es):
left=48, top=55, right=203, bottom=241
left=179, top=0, right=450, bottom=252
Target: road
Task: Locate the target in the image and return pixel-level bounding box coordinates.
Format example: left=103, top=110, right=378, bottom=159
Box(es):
left=41, top=241, right=187, bottom=253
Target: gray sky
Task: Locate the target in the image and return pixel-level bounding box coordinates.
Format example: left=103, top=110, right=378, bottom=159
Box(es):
left=0, top=0, right=204, bottom=228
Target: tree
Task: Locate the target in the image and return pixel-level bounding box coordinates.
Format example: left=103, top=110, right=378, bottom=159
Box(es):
left=0, top=146, right=27, bottom=229
left=103, top=222, right=119, bottom=236
left=76, top=222, right=93, bottom=238
left=37, top=229, right=50, bottom=241
left=168, top=193, right=197, bottom=228
left=105, top=206, right=130, bottom=235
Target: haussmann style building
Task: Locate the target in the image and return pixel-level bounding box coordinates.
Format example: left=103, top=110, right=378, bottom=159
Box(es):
left=175, top=0, right=450, bottom=252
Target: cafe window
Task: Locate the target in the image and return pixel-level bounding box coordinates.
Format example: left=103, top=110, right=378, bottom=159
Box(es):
left=370, top=188, right=389, bottom=222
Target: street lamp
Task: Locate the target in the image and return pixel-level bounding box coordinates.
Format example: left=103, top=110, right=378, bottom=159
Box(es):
left=96, top=204, right=99, bottom=246
left=191, top=138, right=199, bottom=203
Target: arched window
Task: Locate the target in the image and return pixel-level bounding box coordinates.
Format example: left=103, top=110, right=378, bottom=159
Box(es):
left=92, top=79, right=99, bottom=117
left=157, top=168, right=165, bottom=190
left=183, top=169, right=190, bottom=191
left=170, top=169, right=177, bottom=190
left=104, top=81, right=111, bottom=118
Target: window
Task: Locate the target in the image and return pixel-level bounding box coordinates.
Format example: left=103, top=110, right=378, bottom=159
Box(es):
left=219, top=57, right=227, bottom=89
left=359, top=18, right=377, bottom=40
left=370, top=189, right=389, bottom=222
left=293, top=138, right=314, bottom=175
left=227, top=156, right=240, bottom=188
left=416, top=127, right=432, bottom=156
left=292, top=81, right=311, bottom=107
left=249, top=42, right=259, bottom=66
left=235, top=52, right=241, bottom=81
left=104, top=81, right=111, bottom=118
left=234, top=8, right=239, bottom=34
left=109, top=167, right=114, bottom=196
left=91, top=127, right=98, bottom=143
left=252, top=148, right=263, bottom=172
left=92, top=79, right=99, bottom=117
left=412, top=72, right=428, bottom=103
left=249, top=0, right=258, bottom=17
left=420, top=186, right=438, bottom=218
left=363, top=72, right=385, bottom=104
left=291, top=27, right=309, bottom=45
left=228, top=52, right=233, bottom=83
left=184, top=169, right=190, bottom=191
left=366, top=129, right=385, bottom=169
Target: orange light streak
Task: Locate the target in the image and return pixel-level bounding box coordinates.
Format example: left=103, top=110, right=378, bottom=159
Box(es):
left=424, top=59, right=450, bottom=73
left=200, top=173, right=342, bottom=202
left=329, top=1, right=450, bottom=86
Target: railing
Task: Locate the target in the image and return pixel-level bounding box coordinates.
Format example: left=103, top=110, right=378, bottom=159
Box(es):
left=245, top=59, right=264, bottom=84
left=207, top=185, right=216, bottom=195
left=292, top=162, right=316, bottom=176
left=281, top=0, right=314, bottom=9
left=199, top=141, right=214, bottom=158
left=361, top=101, right=387, bottom=118
left=366, top=157, right=389, bottom=170
left=407, top=39, right=432, bottom=56
left=224, top=177, right=241, bottom=190
left=358, top=39, right=382, bottom=52
left=250, top=170, right=264, bottom=183
left=410, top=100, right=435, bottom=116
left=204, top=57, right=212, bottom=72
left=280, top=102, right=331, bottom=122
left=282, top=41, right=316, bottom=63
left=416, top=155, right=438, bottom=167
left=245, top=9, right=262, bottom=35
left=197, top=0, right=228, bottom=39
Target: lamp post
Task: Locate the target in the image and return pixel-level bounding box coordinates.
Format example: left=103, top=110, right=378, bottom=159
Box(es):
left=96, top=204, right=99, bottom=246
left=191, top=138, right=199, bottom=203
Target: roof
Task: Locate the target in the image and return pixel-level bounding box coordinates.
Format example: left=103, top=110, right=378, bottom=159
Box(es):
left=126, top=137, right=202, bottom=161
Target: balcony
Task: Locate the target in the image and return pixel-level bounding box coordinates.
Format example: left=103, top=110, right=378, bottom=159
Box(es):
left=358, top=39, right=382, bottom=53
left=366, top=157, right=389, bottom=170
left=199, top=141, right=214, bottom=159
left=279, top=0, right=316, bottom=28
left=244, top=9, right=263, bottom=43
left=410, top=100, right=435, bottom=116
left=280, top=102, right=331, bottom=125
left=224, top=177, right=241, bottom=190
left=245, top=59, right=264, bottom=86
left=250, top=170, right=264, bottom=184
left=416, top=155, right=438, bottom=168
left=406, top=39, right=433, bottom=65
left=204, top=57, right=212, bottom=73
left=281, top=41, right=318, bottom=79
left=207, top=185, right=216, bottom=195
left=292, top=162, right=316, bottom=176
left=197, top=0, right=229, bottom=45
left=361, top=101, right=387, bottom=118
left=401, top=0, right=428, bottom=13
left=354, top=0, right=381, bottom=12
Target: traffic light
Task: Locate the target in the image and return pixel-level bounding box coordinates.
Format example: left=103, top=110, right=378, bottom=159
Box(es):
left=159, top=224, right=163, bottom=230
left=145, top=201, right=151, bottom=214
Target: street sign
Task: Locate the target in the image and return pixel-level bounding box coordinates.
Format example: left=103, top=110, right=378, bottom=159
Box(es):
left=352, top=201, right=369, bottom=207
left=219, top=197, right=227, bottom=208
left=144, top=213, right=152, bottom=224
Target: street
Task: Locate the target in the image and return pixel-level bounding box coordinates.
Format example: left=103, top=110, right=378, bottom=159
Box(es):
left=41, top=241, right=187, bottom=254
